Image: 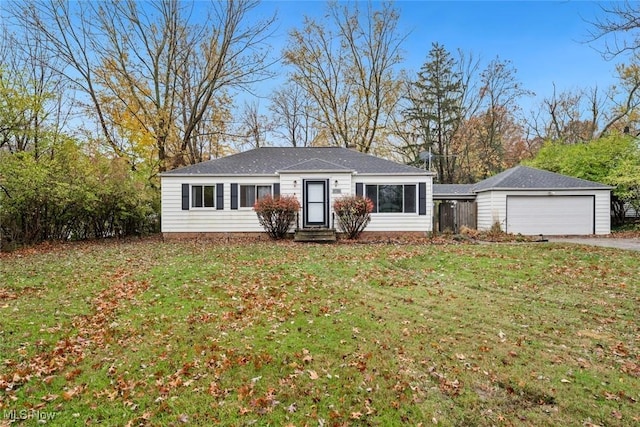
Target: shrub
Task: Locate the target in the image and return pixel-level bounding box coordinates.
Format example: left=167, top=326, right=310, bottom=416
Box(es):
left=0, top=146, right=159, bottom=250
left=459, top=225, right=479, bottom=239
left=489, top=221, right=503, bottom=235
left=253, top=195, right=300, bottom=239
left=333, top=195, right=374, bottom=239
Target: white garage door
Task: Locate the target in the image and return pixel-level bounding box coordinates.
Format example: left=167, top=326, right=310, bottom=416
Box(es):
left=506, top=195, right=594, bottom=235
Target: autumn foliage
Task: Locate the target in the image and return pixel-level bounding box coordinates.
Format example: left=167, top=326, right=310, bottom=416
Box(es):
left=253, top=195, right=300, bottom=239
left=0, top=145, right=158, bottom=250
left=333, top=195, right=374, bottom=239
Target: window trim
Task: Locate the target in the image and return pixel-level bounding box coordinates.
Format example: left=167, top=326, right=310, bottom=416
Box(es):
left=190, top=184, right=216, bottom=209
left=365, top=184, right=417, bottom=214
left=239, top=184, right=273, bottom=208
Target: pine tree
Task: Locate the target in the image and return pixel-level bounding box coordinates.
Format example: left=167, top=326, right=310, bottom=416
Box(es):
left=404, top=43, right=464, bottom=183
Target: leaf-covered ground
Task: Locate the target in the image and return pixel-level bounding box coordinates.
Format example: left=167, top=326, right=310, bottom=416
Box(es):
left=0, top=238, right=638, bottom=426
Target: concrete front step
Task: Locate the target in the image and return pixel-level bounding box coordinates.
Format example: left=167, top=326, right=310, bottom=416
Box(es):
left=294, top=228, right=337, bottom=243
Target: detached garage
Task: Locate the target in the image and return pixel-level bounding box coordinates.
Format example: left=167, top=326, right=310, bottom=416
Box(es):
left=472, top=166, right=611, bottom=236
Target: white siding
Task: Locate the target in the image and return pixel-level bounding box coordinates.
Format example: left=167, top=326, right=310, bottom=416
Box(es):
left=475, top=189, right=610, bottom=235
left=594, top=190, right=611, bottom=234
left=161, top=176, right=279, bottom=233
left=476, top=192, right=504, bottom=231
left=624, top=204, right=639, bottom=218
left=279, top=172, right=353, bottom=228
left=355, top=176, right=433, bottom=232
left=162, top=172, right=434, bottom=234
left=279, top=172, right=353, bottom=210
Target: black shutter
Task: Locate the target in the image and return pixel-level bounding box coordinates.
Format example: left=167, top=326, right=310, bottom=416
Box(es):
left=418, top=182, right=427, bottom=216
left=355, top=183, right=363, bottom=197
left=273, top=183, right=280, bottom=197
left=404, top=185, right=417, bottom=213
left=231, top=183, right=238, bottom=210
left=181, top=184, right=190, bottom=210
left=216, top=183, right=224, bottom=210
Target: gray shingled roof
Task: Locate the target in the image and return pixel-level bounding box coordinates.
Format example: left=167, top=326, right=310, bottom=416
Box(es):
left=472, top=165, right=611, bottom=192
left=278, top=158, right=354, bottom=172
left=161, top=147, right=431, bottom=176
left=432, top=165, right=610, bottom=199
left=433, top=184, right=476, bottom=199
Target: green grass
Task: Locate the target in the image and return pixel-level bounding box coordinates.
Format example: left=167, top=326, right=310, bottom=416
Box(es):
left=0, top=238, right=638, bottom=426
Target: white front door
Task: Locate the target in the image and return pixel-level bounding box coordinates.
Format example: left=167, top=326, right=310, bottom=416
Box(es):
left=304, top=180, right=328, bottom=227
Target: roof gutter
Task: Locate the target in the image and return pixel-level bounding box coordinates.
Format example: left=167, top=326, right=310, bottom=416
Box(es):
left=474, top=186, right=613, bottom=193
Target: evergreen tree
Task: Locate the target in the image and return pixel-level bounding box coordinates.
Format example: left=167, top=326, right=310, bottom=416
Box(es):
left=404, top=43, right=464, bottom=183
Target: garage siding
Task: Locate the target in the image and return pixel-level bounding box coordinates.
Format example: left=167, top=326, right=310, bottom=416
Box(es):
left=476, top=192, right=504, bottom=231
left=476, top=190, right=610, bottom=235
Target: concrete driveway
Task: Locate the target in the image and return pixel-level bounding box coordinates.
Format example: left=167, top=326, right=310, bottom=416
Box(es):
left=547, top=237, right=640, bottom=252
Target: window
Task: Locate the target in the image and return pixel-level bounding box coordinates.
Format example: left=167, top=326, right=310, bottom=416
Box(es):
left=366, top=184, right=416, bottom=213
left=191, top=185, right=215, bottom=208
left=240, top=185, right=272, bottom=207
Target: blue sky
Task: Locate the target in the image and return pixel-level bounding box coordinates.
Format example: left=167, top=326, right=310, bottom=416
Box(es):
left=254, top=0, right=628, bottom=113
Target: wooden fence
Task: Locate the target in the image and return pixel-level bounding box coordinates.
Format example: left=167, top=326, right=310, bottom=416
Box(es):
left=435, top=201, right=477, bottom=233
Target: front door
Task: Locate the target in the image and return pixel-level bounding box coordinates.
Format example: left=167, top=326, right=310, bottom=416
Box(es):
left=304, top=180, right=328, bottom=228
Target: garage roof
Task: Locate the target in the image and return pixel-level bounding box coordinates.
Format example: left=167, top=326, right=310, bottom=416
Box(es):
left=433, top=165, right=611, bottom=199
left=472, top=165, right=612, bottom=192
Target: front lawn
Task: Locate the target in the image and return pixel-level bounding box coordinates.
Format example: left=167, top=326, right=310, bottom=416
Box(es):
left=0, top=239, right=638, bottom=426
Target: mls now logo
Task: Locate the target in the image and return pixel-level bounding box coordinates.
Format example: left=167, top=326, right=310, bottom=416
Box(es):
left=4, top=409, right=58, bottom=421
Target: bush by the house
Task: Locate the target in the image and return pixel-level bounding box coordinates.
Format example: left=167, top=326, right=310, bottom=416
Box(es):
left=333, top=195, right=374, bottom=239
left=253, top=195, right=300, bottom=239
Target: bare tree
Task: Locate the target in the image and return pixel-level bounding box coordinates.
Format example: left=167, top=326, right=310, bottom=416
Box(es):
left=12, top=0, right=275, bottom=173
left=236, top=101, right=273, bottom=149
left=283, top=1, right=405, bottom=153
left=588, top=1, right=640, bottom=59
left=269, top=81, right=317, bottom=147
left=0, top=17, right=70, bottom=156
left=598, top=62, right=640, bottom=137
left=527, top=85, right=599, bottom=143
left=526, top=62, right=640, bottom=143
left=467, top=57, right=532, bottom=179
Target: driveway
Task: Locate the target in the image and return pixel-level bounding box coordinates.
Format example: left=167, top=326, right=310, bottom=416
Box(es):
left=547, top=237, right=640, bottom=252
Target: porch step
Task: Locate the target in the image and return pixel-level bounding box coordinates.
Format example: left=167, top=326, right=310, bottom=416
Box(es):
left=294, top=228, right=337, bottom=243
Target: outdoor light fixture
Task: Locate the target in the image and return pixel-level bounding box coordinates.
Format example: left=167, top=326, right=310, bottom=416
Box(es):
left=334, top=179, right=339, bottom=187
left=293, top=180, right=298, bottom=187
